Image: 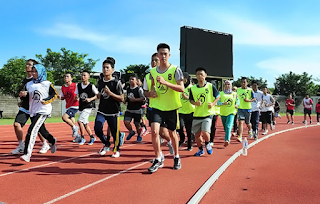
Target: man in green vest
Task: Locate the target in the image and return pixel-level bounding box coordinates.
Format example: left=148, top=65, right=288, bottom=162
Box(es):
left=143, top=43, right=184, bottom=173
left=143, top=53, right=174, bottom=162
left=189, top=67, right=220, bottom=157
left=237, top=77, right=256, bottom=142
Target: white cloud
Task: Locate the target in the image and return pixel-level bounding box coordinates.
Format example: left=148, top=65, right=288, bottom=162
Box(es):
left=37, top=23, right=157, bottom=55
left=211, top=13, right=320, bottom=46
left=257, top=57, right=320, bottom=77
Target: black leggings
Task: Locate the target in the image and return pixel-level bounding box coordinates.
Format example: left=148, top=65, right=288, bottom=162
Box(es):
left=317, top=113, right=320, bottom=122
left=210, top=115, right=219, bottom=143
left=177, top=113, right=193, bottom=149
left=24, top=114, right=55, bottom=156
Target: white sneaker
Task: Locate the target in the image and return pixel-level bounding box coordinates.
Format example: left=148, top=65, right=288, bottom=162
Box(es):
left=317, top=122, right=320, bottom=125
left=111, top=151, right=120, bottom=158
left=167, top=141, right=174, bottom=155
left=99, top=145, right=110, bottom=156
left=39, top=142, right=50, bottom=154
left=72, top=126, right=79, bottom=137
left=271, top=124, right=275, bottom=130
left=262, top=130, right=268, bottom=135
left=11, top=143, right=25, bottom=155
left=20, top=154, right=30, bottom=162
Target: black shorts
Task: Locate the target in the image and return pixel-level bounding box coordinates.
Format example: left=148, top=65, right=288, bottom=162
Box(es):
left=261, top=111, right=272, bottom=124
left=14, top=110, right=30, bottom=127
left=286, top=109, right=294, bottom=115
left=150, top=108, right=178, bottom=131
left=304, top=108, right=311, bottom=115
left=124, top=111, right=142, bottom=125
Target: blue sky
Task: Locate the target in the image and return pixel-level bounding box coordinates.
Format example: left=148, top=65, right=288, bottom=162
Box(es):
left=1, top=0, right=320, bottom=87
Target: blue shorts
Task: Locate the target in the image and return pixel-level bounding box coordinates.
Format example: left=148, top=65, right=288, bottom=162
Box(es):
left=65, top=108, right=78, bottom=118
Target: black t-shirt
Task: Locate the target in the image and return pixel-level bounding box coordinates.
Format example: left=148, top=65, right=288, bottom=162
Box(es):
left=77, top=83, right=96, bottom=111
left=20, top=77, right=33, bottom=110
left=97, top=78, right=123, bottom=115
left=126, top=86, right=144, bottom=111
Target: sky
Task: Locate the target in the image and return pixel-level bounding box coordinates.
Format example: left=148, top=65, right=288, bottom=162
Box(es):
left=1, top=0, right=320, bottom=87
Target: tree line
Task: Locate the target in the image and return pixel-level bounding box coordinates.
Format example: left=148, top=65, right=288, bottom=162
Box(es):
left=0, top=47, right=319, bottom=98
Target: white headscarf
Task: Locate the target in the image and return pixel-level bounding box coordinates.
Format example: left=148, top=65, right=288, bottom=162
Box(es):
left=224, top=80, right=232, bottom=94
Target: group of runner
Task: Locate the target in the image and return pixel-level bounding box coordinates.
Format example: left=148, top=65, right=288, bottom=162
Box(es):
left=9, top=43, right=320, bottom=173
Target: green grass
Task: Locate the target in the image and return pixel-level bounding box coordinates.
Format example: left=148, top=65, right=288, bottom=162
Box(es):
left=0, top=115, right=124, bottom=125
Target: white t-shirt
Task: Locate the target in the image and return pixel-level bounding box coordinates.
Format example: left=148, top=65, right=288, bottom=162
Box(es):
left=303, top=98, right=313, bottom=109
left=26, top=80, right=53, bottom=117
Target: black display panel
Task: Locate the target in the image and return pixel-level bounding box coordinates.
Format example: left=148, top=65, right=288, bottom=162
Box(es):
left=180, top=26, right=233, bottom=78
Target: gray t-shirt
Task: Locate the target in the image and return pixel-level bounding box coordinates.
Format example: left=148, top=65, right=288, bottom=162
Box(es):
left=143, top=65, right=184, bottom=91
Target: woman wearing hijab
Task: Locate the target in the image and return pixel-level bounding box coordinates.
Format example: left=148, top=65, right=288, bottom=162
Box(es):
left=217, top=80, right=239, bottom=147
left=19, top=64, right=58, bottom=162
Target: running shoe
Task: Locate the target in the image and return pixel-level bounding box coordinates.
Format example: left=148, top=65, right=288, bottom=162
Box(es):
left=11, top=143, right=25, bottom=155
left=206, top=143, right=213, bottom=154
left=248, top=130, right=253, bottom=138
left=291, top=121, right=294, bottom=125
left=39, top=142, right=50, bottom=154
left=72, top=126, right=79, bottom=137
left=178, top=140, right=185, bottom=147
left=111, top=151, right=120, bottom=158
left=78, top=137, right=86, bottom=145
left=148, top=159, right=163, bottom=173
left=210, top=142, right=214, bottom=147
left=224, top=141, right=230, bottom=147
left=237, top=136, right=243, bottom=143
left=287, top=120, right=291, bottom=124
left=173, top=157, right=181, bottom=170
left=150, top=153, right=165, bottom=163
left=88, top=137, right=96, bottom=145
left=317, top=122, right=319, bottom=125
left=271, top=123, right=275, bottom=130
left=99, top=145, right=110, bottom=156
left=310, top=120, right=312, bottom=124
left=142, top=129, right=149, bottom=137
left=136, top=135, right=143, bottom=142
left=262, top=130, right=268, bottom=135
left=187, top=146, right=193, bottom=151
left=140, top=127, right=146, bottom=136
left=167, top=141, right=174, bottom=155
left=194, top=149, right=205, bottom=157
left=50, top=138, right=57, bottom=153
left=119, top=132, right=125, bottom=146
left=126, top=130, right=136, bottom=140
left=20, top=154, right=30, bottom=162
left=73, top=136, right=81, bottom=143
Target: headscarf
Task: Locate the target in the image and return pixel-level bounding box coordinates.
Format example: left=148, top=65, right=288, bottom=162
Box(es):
left=224, top=80, right=232, bottom=94
left=33, top=64, right=47, bottom=83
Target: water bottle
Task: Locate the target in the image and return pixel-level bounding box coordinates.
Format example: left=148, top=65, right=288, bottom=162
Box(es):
left=242, top=138, right=248, bottom=156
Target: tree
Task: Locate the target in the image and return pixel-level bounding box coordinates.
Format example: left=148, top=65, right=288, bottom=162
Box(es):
left=273, top=71, right=318, bottom=96
left=233, top=76, right=268, bottom=88
left=120, top=64, right=150, bottom=83
left=36, top=48, right=98, bottom=85
left=0, top=57, right=54, bottom=98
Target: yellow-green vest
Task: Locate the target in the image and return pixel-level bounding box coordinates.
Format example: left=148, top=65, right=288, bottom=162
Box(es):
left=219, top=91, right=237, bottom=116
left=237, top=88, right=252, bottom=110
left=179, top=84, right=194, bottom=114
left=145, top=73, right=154, bottom=107
left=191, top=82, right=215, bottom=117
left=149, top=65, right=182, bottom=111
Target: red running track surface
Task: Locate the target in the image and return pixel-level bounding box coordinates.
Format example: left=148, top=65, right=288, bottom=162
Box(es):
left=0, top=116, right=319, bottom=204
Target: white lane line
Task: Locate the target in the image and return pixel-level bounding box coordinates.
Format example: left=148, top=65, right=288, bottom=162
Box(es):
left=187, top=124, right=319, bottom=204
left=44, top=152, right=170, bottom=204
left=44, top=161, right=149, bottom=204
left=0, top=144, right=138, bottom=177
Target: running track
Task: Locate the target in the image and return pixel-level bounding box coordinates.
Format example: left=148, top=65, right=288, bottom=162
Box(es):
left=0, top=116, right=319, bottom=204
